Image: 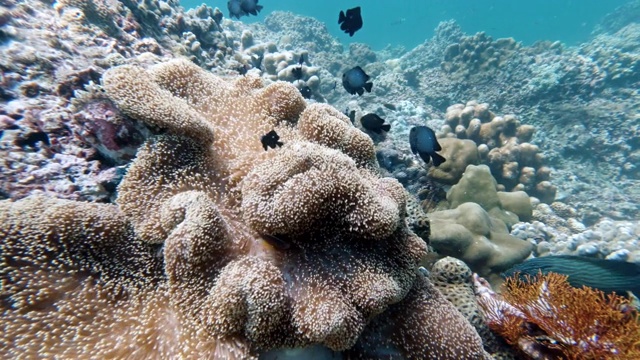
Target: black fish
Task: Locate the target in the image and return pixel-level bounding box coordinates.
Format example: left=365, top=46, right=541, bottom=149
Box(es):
left=298, top=54, right=304, bottom=65
left=15, top=131, right=49, bottom=148
left=299, top=86, right=312, bottom=99
left=342, top=66, right=373, bottom=96
left=345, top=109, right=356, bottom=123
left=383, top=103, right=397, bottom=111
left=360, top=113, right=390, bottom=134
left=292, top=66, right=303, bottom=80
left=227, top=0, right=262, bottom=19
left=338, top=6, right=363, bottom=36
left=260, top=130, right=283, bottom=151
left=236, top=64, right=249, bottom=75
left=409, top=126, right=446, bottom=166
left=502, top=255, right=640, bottom=296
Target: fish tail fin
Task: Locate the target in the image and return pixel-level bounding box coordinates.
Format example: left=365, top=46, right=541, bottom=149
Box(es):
left=432, top=153, right=446, bottom=167
left=277, top=141, right=284, bottom=148
left=381, top=124, right=391, bottom=132
left=256, top=5, right=263, bottom=11
left=418, top=152, right=431, bottom=164
left=339, top=11, right=345, bottom=23
left=364, top=82, right=373, bottom=92
left=356, top=88, right=364, bottom=96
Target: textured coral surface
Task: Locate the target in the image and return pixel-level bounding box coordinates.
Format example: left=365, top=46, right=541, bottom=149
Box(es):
left=0, top=59, right=490, bottom=359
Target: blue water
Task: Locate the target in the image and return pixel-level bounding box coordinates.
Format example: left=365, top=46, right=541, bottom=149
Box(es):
left=186, top=0, right=629, bottom=50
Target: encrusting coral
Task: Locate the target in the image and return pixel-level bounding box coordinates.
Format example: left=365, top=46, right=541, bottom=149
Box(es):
left=476, top=271, right=640, bottom=360
left=0, top=58, right=490, bottom=359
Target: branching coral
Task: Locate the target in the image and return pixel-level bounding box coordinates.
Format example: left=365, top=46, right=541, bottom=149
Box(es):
left=1, top=58, right=490, bottom=358
left=476, top=272, right=640, bottom=360
left=441, top=101, right=556, bottom=203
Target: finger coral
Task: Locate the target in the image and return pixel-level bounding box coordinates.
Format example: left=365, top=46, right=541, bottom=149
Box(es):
left=1, top=58, right=490, bottom=359
left=441, top=100, right=556, bottom=204
left=477, top=271, right=640, bottom=360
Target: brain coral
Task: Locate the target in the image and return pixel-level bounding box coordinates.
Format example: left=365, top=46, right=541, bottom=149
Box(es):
left=0, top=58, right=490, bottom=359
left=430, top=257, right=517, bottom=359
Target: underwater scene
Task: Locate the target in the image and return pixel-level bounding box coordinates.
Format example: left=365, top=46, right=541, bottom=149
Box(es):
left=0, top=0, right=639, bottom=358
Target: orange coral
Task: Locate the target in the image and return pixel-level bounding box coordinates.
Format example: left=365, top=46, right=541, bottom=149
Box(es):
left=478, top=272, right=640, bottom=360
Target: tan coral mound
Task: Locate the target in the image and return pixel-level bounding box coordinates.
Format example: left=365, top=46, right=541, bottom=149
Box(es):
left=1, top=59, right=490, bottom=359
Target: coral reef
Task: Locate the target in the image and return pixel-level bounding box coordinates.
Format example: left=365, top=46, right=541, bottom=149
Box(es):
left=513, top=208, right=640, bottom=261
left=447, top=165, right=533, bottom=225
left=442, top=101, right=556, bottom=204
left=0, top=0, right=638, bottom=358
left=476, top=272, right=640, bottom=359
left=262, top=11, right=343, bottom=53
left=0, top=58, right=490, bottom=359
left=430, top=257, right=517, bottom=359
left=441, top=32, right=521, bottom=80
left=425, top=165, right=533, bottom=282
left=426, top=137, right=479, bottom=185
left=428, top=202, right=533, bottom=284
left=0, top=0, right=237, bottom=203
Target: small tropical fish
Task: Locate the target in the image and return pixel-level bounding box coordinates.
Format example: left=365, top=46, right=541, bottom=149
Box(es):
left=338, top=6, right=363, bottom=37
left=291, top=66, right=303, bottom=80
left=240, top=0, right=262, bottom=15
left=409, top=126, right=446, bottom=166
left=383, top=103, right=397, bottom=111
left=227, top=0, right=262, bottom=19
left=342, top=66, right=372, bottom=96
left=299, top=86, right=312, bottom=99
left=251, top=54, right=263, bottom=70
left=236, top=64, right=250, bottom=75
left=345, top=109, right=356, bottom=123
left=298, top=54, right=304, bottom=65
left=360, top=113, right=390, bottom=134
left=260, top=130, right=283, bottom=151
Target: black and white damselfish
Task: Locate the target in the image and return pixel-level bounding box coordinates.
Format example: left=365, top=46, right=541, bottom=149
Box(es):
left=260, top=130, right=283, bottom=151
left=409, top=126, right=446, bottom=166
left=342, top=66, right=372, bottom=96
left=338, top=6, right=363, bottom=36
